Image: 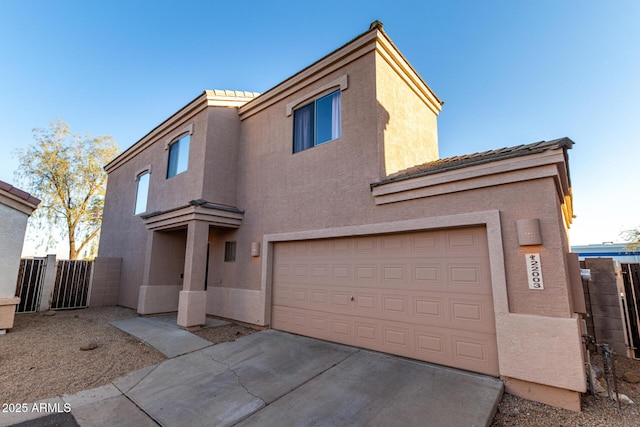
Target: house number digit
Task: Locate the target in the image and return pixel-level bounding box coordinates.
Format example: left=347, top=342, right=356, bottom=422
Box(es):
left=525, top=253, right=544, bottom=290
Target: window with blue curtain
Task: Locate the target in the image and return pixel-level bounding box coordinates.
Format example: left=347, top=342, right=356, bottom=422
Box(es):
left=293, top=90, right=341, bottom=153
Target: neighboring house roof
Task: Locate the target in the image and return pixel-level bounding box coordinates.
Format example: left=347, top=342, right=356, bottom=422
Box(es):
left=571, top=243, right=640, bottom=261
left=372, top=137, right=574, bottom=188
left=0, top=180, right=41, bottom=207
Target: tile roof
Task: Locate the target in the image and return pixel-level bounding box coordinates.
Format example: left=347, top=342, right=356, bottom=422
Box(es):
left=207, top=89, right=261, bottom=98
left=372, top=137, right=574, bottom=188
left=0, top=180, right=41, bottom=206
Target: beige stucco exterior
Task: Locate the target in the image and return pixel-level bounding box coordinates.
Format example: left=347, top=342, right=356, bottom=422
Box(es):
left=99, top=23, right=585, bottom=410
left=0, top=182, right=40, bottom=331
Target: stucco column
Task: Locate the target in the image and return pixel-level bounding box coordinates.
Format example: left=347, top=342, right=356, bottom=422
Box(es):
left=38, top=254, right=57, bottom=312
left=178, top=220, right=209, bottom=328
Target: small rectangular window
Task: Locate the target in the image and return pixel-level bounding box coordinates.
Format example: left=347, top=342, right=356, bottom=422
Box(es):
left=293, top=90, right=341, bottom=153
left=224, top=241, right=236, bottom=262
left=134, top=172, right=150, bottom=215
left=167, top=134, right=190, bottom=178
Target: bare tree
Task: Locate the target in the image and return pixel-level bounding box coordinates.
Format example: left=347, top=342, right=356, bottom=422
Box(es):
left=15, top=120, right=119, bottom=259
left=622, top=228, right=640, bottom=251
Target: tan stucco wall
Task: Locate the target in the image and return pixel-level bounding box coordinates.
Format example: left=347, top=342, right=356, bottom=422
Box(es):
left=228, top=51, right=380, bottom=293
left=99, top=107, right=205, bottom=308
left=201, top=108, right=241, bottom=206
left=217, top=175, right=573, bottom=319
left=100, top=171, right=148, bottom=308
left=99, top=104, right=243, bottom=308
left=375, top=53, right=439, bottom=176
left=0, top=203, right=29, bottom=298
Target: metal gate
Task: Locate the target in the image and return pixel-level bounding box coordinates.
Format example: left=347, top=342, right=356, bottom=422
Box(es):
left=50, top=260, right=94, bottom=309
left=15, top=258, right=47, bottom=313
left=621, top=263, right=640, bottom=358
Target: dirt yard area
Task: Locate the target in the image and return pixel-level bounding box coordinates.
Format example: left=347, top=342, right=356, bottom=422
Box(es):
left=492, top=353, right=640, bottom=426
left=2, top=306, right=640, bottom=426
left=0, top=306, right=255, bottom=404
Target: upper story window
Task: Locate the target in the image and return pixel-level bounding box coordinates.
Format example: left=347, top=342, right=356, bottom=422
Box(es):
left=167, top=133, right=190, bottom=178
left=293, top=90, right=341, bottom=153
left=134, top=171, right=150, bottom=215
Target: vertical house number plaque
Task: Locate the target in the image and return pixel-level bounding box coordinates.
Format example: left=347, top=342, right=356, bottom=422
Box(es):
left=525, top=253, right=544, bottom=290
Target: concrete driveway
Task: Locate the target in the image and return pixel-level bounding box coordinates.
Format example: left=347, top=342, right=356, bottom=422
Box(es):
left=6, top=329, right=503, bottom=427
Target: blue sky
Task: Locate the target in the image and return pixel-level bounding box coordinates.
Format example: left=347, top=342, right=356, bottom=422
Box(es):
left=1, top=0, right=638, bottom=253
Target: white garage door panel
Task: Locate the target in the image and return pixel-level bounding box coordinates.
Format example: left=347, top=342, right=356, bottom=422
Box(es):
left=271, top=227, right=499, bottom=376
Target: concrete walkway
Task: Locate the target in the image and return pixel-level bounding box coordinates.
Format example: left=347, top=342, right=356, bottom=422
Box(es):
left=3, top=319, right=503, bottom=427
left=110, top=314, right=227, bottom=358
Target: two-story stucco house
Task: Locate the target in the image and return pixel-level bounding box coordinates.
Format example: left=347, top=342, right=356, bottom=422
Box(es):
left=99, top=22, right=587, bottom=410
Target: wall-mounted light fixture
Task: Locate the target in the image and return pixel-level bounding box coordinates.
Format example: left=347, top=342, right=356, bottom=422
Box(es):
left=251, top=242, right=261, bottom=257
left=516, top=218, right=542, bottom=246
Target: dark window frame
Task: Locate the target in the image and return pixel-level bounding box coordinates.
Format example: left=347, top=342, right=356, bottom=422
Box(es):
left=224, top=241, right=237, bottom=263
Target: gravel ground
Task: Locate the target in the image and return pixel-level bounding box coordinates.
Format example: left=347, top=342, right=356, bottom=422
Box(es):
left=0, top=306, right=256, bottom=404
left=492, top=354, right=640, bottom=426
left=3, top=306, right=640, bottom=426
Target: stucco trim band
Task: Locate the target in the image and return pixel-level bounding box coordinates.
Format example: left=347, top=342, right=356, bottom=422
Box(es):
left=0, top=192, right=39, bottom=216
left=285, top=74, right=349, bottom=116
left=374, top=32, right=442, bottom=115
left=239, top=28, right=441, bottom=120
left=142, top=204, right=243, bottom=231
left=106, top=94, right=208, bottom=173
left=239, top=33, right=377, bottom=120
left=164, top=123, right=194, bottom=149
left=372, top=149, right=573, bottom=227
left=106, top=93, right=257, bottom=173
left=258, top=210, right=585, bottom=392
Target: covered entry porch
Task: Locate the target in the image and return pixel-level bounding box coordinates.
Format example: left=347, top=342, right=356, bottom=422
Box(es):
left=137, top=199, right=243, bottom=328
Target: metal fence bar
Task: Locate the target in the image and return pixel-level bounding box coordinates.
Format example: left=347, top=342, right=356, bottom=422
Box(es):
left=26, top=260, right=36, bottom=312
left=61, top=261, right=71, bottom=308
left=23, top=260, right=35, bottom=311
left=74, top=262, right=81, bottom=307
left=51, top=259, right=94, bottom=310
left=68, top=261, right=76, bottom=307
left=15, top=260, right=27, bottom=312
left=29, top=260, right=41, bottom=311
left=81, top=261, right=92, bottom=307
left=15, top=258, right=46, bottom=313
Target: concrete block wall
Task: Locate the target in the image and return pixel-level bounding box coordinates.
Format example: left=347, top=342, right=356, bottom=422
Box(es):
left=89, top=257, right=122, bottom=307
left=583, top=258, right=627, bottom=356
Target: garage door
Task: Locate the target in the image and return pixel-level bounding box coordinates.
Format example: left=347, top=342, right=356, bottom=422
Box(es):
left=271, top=227, right=499, bottom=376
